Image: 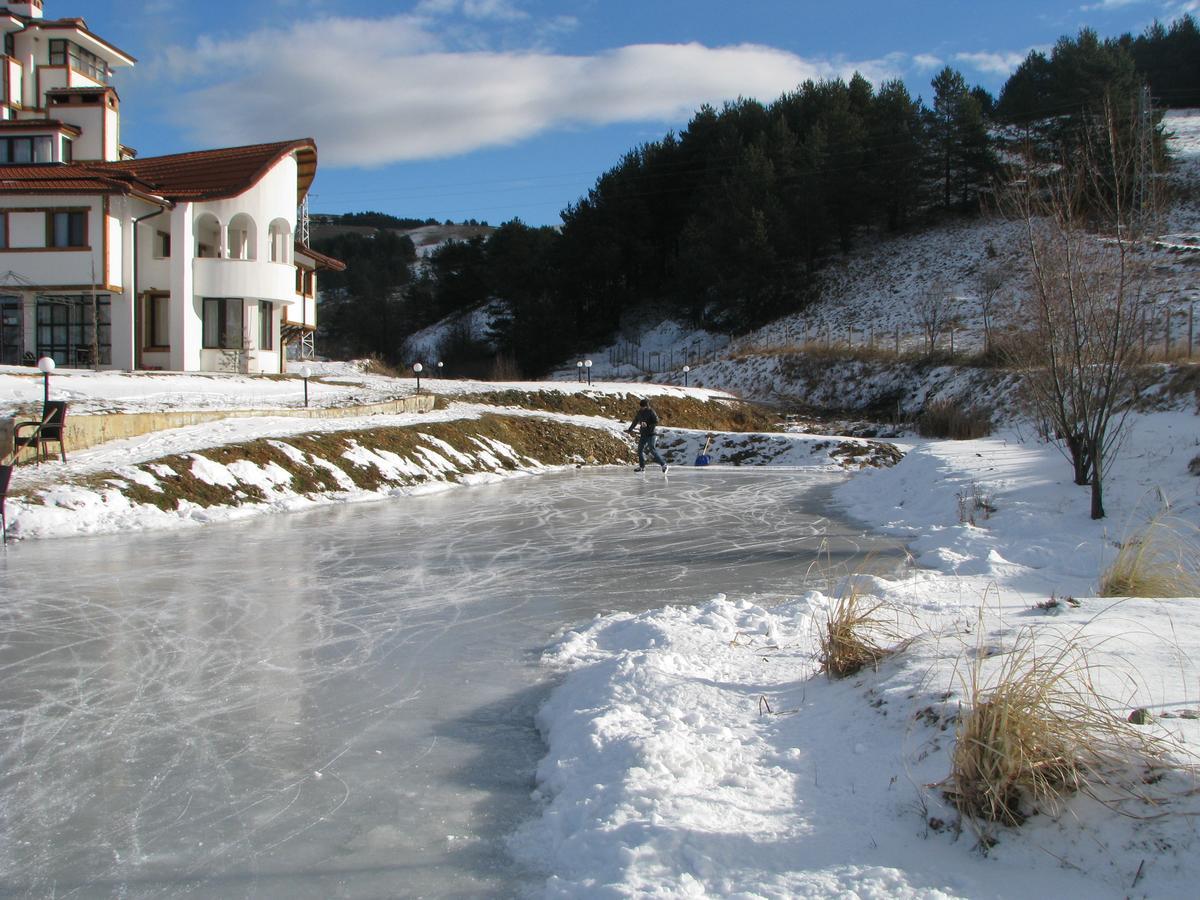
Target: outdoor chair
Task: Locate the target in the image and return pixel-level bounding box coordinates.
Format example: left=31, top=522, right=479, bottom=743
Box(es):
left=0, top=462, right=11, bottom=544
left=14, top=400, right=68, bottom=465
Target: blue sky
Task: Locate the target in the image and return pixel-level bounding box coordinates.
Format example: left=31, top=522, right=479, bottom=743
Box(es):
left=76, top=0, right=1197, bottom=227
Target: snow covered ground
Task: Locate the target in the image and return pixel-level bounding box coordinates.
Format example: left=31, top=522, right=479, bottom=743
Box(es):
left=1, top=110, right=1198, bottom=898
left=7, top=365, right=1196, bottom=896
left=512, top=413, right=1200, bottom=898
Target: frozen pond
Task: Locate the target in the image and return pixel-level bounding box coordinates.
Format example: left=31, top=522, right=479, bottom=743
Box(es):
left=0, top=468, right=905, bottom=898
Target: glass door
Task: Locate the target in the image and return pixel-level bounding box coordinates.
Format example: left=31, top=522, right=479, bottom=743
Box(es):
left=0, top=296, right=22, bottom=365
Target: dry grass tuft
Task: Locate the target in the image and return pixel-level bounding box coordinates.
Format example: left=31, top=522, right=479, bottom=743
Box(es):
left=917, top=398, right=993, bottom=440
left=818, top=588, right=906, bottom=679
left=946, top=630, right=1166, bottom=826
left=1099, top=515, right=1200, bottom=598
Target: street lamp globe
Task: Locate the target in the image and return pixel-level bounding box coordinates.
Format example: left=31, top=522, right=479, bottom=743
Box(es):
left=413, top=363, right=423, bottom=373
left=37, top=355, right=55, bottom=404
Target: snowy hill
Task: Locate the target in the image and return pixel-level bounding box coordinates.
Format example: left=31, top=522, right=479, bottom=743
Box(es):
left=539, top=109, right=1200, bottom=403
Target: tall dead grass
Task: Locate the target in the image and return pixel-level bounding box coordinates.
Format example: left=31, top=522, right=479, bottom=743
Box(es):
left=946, top=629, right=1167, bottom=826
left=818, top=587, right=907, bottom=679
left=1099, top=515, right=1200, bottom=598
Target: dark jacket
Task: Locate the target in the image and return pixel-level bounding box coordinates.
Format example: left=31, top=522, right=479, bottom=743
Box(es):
left=629, top=406, right=659, bottom=435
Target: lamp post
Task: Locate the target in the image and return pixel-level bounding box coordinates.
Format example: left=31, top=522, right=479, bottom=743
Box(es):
left=413, top=362, right=423, bottom=392
left=584, top=359, right=592, bottom=386
left=37, top=356, right=55, bottom=405
left=576, top=360, right=583, bottom=383
left=437, top=360, right=444, bottom=378
left=683, top=364, right=690, bottom=387
left=300, top=365, right=312, bottom=408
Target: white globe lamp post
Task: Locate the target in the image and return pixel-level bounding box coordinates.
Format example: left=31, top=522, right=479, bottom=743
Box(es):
left=37, top=355, right=56, bottom=405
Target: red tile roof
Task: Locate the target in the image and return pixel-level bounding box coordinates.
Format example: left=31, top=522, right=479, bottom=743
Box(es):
left=0, top=139, right=319, bottom=204
left=296, top=242, right=347, bottom=272
left=0, top=118, right=81, bottom=136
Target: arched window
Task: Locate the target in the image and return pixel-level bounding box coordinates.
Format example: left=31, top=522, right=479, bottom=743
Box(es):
left=268, top=218, right=292, bottom=264
left=194, top=212, right=221, bottom=259
left=227, top=213, right=257, bottom=260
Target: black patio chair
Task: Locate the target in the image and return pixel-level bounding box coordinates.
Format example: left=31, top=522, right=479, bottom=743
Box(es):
left=1, top=462, right=12, bottom=544
left=14, top=400, right=68, bottom=465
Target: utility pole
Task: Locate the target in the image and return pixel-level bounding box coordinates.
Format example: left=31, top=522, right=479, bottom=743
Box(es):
left=1134, top=82, right=1154, bottom=233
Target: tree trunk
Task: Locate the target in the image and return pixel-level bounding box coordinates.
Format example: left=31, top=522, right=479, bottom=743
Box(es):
left=1089, top=439, right=1105, bottom=520
left=1066, top=432, right=1091, bottom=486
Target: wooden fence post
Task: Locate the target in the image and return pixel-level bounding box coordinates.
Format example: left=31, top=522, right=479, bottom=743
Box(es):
left=1189, top=302, right=1195, bottom=359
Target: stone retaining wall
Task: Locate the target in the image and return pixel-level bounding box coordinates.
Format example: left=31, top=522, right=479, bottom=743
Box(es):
left=3, top=394, right=436, bottom=463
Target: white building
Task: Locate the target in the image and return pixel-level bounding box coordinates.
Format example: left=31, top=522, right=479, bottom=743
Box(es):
left=0, top=0, right=342, bottom=372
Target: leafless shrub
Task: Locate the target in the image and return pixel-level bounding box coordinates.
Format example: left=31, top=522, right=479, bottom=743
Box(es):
left=998, top=96, right=1161, bottom=519
left=956, top=482, right=996, bottom=525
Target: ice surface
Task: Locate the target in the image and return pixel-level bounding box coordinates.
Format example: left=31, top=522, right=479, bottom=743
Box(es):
left=0, top=469, right=905, bottom=898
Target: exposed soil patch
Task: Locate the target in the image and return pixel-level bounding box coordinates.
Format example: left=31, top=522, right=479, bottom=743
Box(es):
left=450, top=390, right=781, bottom=432
left=57, top=413, right=630, bottom=513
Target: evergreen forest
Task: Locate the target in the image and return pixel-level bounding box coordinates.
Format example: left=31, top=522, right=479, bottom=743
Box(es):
left=314, top=18, right=1200, bottom=377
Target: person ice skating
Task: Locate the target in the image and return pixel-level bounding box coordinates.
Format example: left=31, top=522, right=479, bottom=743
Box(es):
left=626, top=398, right=668, bottom=473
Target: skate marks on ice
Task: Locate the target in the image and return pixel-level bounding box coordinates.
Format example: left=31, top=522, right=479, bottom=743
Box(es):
left=0, top=468, right=904, bottom=897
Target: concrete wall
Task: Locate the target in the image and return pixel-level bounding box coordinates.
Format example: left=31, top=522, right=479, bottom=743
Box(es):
left=3, top=394, right=437, bottom=463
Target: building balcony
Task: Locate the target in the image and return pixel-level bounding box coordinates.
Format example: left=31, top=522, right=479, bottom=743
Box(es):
left=192, top=258, right=298, bottom=304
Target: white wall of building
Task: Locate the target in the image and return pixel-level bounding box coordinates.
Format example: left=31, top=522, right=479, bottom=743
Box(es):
left=169, top=203, right=198, bottom=371
left=0, top=195, right=107, bottom=286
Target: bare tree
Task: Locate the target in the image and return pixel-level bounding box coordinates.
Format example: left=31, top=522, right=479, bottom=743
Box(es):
left=975, top=264, right=1005, bottom=353
left=1002, top=97, right=1159, bottom=519
left=917, top=279, right=951, bottom=353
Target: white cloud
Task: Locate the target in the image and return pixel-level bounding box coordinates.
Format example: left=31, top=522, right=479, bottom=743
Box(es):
left=912, top=53, right=944, bottom=70
left=158, top=16, right=897, bottom=167
left=1080, top=0, right=1149, bottom=10
left=953, top=49, right=1031, bottom=77
left=416, top=0, right=529, bottom=22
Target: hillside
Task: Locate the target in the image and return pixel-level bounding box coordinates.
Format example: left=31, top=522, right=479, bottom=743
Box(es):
left=541, top=108, right=1200, bottom=416
left=310, top=219, right=495, bottom=258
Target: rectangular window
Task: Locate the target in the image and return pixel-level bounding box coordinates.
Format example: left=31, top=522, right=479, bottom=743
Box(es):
left=0, top=136, right=57, bottom=163
left=48, top=210, right=86, bottom=248
left=202, top=298, right=244, bottom=350
left=36, top=295, right=111, bottom=367
left=48, top=38, right=109, bottom=82
left=259, top=301, right=273, bottom=350
left=0, top=214, right=7, bottom=250
left=154, top=231, right=171, bottom=259
left=62, top=138, right=72, bottom=163
left=145, top=294, right=169, bottom=348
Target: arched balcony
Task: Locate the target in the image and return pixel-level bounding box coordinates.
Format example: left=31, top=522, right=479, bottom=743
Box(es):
left=194, top=212, right=221, bottom=259
left=268, top=219, right=293, bottom=264
left=227, top=213, right=257, bottom=260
